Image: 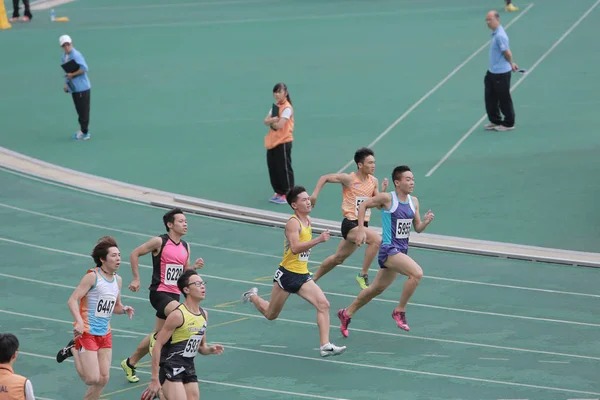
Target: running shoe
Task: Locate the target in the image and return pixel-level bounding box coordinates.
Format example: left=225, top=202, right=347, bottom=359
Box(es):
left=56, top=339, right=75, bottom=363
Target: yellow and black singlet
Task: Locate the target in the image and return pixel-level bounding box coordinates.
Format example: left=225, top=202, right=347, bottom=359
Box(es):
left=280, top=215, right=312, bottom=274
left=160, top=304, right=207, bottom=367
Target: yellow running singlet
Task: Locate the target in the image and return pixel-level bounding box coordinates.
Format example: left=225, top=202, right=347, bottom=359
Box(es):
left=280, top=215, right=312, bottom=274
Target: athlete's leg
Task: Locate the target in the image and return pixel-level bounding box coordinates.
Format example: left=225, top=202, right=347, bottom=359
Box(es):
left=297, top=280, right=346, bottom=356
left=346, top=226, right=382, bottom=277
left=383, top=252, right=423, bottom=312
left=183, top=381, right=200, bottom=400
left=296, top=280, right=331, bottom=345
left=95, top=348, right=112, bottom=397
left=248, top=283, right=291, bottom=320
left=312, top=238, right=358, bottom=282
left=122, top=299, right=180, bottom=382
left=337, top=267, right=398, bottom=337
left=162, top=381, right=187, bottom=400
left=346, top=267, right=398, bottom=317
left=72, top=349, right=104, bottom=400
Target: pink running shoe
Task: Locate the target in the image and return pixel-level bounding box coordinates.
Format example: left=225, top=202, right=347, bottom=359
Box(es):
left=337, top=308, right=352, bottom=338
left=392, top=310, right=410, bottom=331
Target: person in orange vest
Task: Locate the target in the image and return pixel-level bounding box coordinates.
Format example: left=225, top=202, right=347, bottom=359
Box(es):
left=0, top=333, right=36, bottom=400
left=263, top=82, right=295, bottom=205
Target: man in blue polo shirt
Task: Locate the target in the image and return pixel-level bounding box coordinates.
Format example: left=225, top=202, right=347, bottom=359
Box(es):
left=60, top=34, right=92, bottom=140
left=484, top=10, right=519, bottom=132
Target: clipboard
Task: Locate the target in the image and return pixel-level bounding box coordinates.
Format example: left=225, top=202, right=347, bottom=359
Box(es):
left=61, top=59, right=80, bottom=74
left=271, top=103, right=279, bottom=117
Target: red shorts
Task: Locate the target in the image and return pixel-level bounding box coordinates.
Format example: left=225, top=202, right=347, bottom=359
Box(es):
left=75, top=332, right=112, bottom=351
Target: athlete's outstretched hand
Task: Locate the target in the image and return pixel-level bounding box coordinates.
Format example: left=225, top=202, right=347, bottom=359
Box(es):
left=381, top=178, right=389, bottom=192
left=193, top=258, right=205, bottom=270
left=123, top=306, right=135, bottom=320
left=319, top=230, right=330, bottom=243
left=141, top=379, right=162, bottom=400
left=210, top=344, right=225, bottom=355
left=128, top=279, right=140, bottom=292
left=424, top=210, right=435, bottom=224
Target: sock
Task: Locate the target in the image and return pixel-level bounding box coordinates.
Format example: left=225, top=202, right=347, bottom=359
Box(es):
left=126, top=357, right=135, bottom=369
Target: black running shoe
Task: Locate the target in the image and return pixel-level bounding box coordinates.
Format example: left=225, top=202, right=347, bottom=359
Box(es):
left=56, top=339, right=75, bottom=363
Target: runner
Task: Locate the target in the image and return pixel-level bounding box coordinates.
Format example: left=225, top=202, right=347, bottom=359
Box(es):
left=310, top=147, right=388, bottom=289
left=337, top=166, right=434, bottom=336
left=121, top=208, right=204, bottom=383
left=241, top=186, right=346, bottom=357
left=56, top=236, right=135, bottom=400
left=141, top=270, right=223, bottom=400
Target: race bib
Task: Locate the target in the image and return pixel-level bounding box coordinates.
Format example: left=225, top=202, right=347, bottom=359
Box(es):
left=183, top=335, right=202, bottom=357
left=274, top=269, right=284, bottom=288
left=395, top=219, right=412, bottom=239
left=164, top=264, right=183, bottom=285
left=355, top=197, right=371, bottom=216
left=298, top=249, right=310, bottom=262
left=95, top=295, right=116, bottom=318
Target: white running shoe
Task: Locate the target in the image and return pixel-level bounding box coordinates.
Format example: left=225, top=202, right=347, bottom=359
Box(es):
left=320, top=342, right=347, bottom=357
left=241, top=287, right=258, bottom=303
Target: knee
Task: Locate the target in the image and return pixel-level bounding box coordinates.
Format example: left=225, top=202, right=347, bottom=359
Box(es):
left=411, top=267, right=424, bottom=281
left=265, top=311, right=280, bottom=321
left=368, top=234, right=382, bottom=247
left=83, top=375, right=101, bottom=387
left=316, top=297, right=330, bottom=313
left=332, top=254, right=347, bottom=265
left=98, top=373, right=110, bottom=387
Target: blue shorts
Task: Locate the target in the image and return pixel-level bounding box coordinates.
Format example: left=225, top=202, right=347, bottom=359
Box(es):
left=378, top=244, right=408, bottom=268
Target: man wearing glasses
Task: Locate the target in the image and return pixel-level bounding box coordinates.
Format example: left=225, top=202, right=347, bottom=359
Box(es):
left=142, top=270, right=224, bottom=400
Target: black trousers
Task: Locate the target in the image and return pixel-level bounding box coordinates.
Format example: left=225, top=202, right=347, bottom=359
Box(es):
left=12, top=0, right=31, bottom=18
left=484, top=71, right=515, bottom=127
left=266, top=142, right=294, bottom=196
left=72, top=89, right=91, bottom=134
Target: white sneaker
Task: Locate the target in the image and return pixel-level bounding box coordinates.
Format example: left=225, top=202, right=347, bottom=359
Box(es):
left=494, top=125, right=515, bottom=131
left=241, top=287, right=258, bottom=303
left=319, top=342, right=347, bottom=357
left=484, top=123, right=500, bottom=130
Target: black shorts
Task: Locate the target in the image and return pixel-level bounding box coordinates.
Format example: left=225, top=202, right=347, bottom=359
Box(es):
left=273, top=266, right=312, bottom=294
left=149, top=290, right=180, bottom=320
left=341, top=218, right=368, bottom=240
left=159, top=360, right=197, bottom=385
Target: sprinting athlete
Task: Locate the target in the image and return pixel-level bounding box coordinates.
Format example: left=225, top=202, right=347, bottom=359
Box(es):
left=141, top=270, right=223, bottom=400
left=241, top=186, right=346, bottom=357
left=56, top=236, right=135, bottom=400
left=121, top=208, right=204, bottom=383
left=337, top=166, right=434, bottom=336
left=310, top=147, right=387, bottom=289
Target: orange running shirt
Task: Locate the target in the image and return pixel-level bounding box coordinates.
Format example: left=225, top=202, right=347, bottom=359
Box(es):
left=341, top=172, right=377, bottom=221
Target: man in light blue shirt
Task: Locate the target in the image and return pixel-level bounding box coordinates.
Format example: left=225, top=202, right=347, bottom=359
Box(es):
left=60, top=34, right=92, bottom=140
left=484, top=11, right=519, bottom=131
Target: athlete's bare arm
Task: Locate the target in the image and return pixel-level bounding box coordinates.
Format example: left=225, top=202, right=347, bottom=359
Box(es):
left=310, top=173, right=354, bottom=207
left=184, top=243, right=205, bottom=271
left=128, top=236, right=162, bottom=292
left=67, top=272, right=95, bottom=338
left=198, top=310, right=224, bottom=356
left=411, top=196, right=435, bottom=233
left=114, top=276, right=135, bottom=319
left=285, top=217, right=330, bottom=255
left=356, top=192, right=393, bottom=245
left=142, top=309, right=184, bottom=400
